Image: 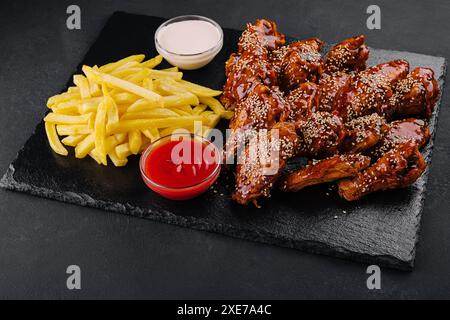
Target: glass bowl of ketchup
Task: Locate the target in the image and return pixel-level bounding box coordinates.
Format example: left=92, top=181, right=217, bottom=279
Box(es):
left=139, top=133, right=221, bottom=200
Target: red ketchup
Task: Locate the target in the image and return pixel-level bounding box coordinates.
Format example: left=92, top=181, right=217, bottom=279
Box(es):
left=140, top=135, right=221, bottom=200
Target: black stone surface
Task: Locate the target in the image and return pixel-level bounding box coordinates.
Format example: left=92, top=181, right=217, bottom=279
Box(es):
left=1, top=11, right=446, bottom=271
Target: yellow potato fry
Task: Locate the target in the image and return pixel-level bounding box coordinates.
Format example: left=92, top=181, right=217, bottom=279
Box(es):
left=124, top=69, right=151, bottom=84
left=107, top=116, right=203, bottom=134
left=112, top=61, right=141, bottom=73
left=114, top=133, right=127, bottom=144
left=111, top=67, right=143, bottom=78
left=202, top=113, right=221, bottom=127
left=47, top=92, right=80, bottom=108
left=148, top=69, right=183, bottom=80
left=128, top=130, right=142, bottom=154
left=99, top=54, right=146, bottom=73
left=159, top=125, right=194, bottom=137
left=67, top=86, right=80, bottom=93
left=53, top=100, right=80, bottom=115
left=88, top=80, right=101, bottom=97
left=101, top=84, right=119, bottom=126
left=108, top=150, right=128, bottom=167
left=162, top=94, right=199, bottom=108
left=78, top=98, right=101, bottom=114
left=113, top=92, right=140, bottom=104
left=44, top=112, right=92, bottom=125
left=176, top=80, right=222, bottom=97
left=45, top=122, right=68, bottom=156
left=192, top=104, right=208, bottom=115
left=139, top=136, right=151, bottom=152
left=199, top=96, right=226, bottom=114
left=87, top=112, right=96, bottom=130
left=82, top=66, right=162, bottom=105
left=57, top=124, right=92, bottom=136
left=117, top=104, right=129, bottom=115
left=73, top=74, right=92, bottom=99
left=221, top=110, right=234, bottom=120
left=94, top=101, right=108, bottom=165
left=172, top=109, right=191, bottom=116
left=155, top=81, right=199, bottom=106
left=121, top=109, right=179, bottom=120
left=174, top=105, right=193, bottom=113
left=154, top=79, right=186, bottom=95
left=89, top=148, right=104, bottom=165
left=79, top=94, right=133, bottom=108
left=107, top=102, right=119, bottom=125
left=115, top=143, right=132, bottom=159
left=161, top=66, right=179, bottom=72
left=61, top=134, right=87, bottom=147
left=143, top=78, right=153, bottom=91
left=105, top=135, right=119, bottom=153
left=126, top=98, right=160, bottom=112
left=75, top=134, right=95, bottom=158
left=141, top=55, right=163, bottom=69
left=141, top=128, right=160, bottom=142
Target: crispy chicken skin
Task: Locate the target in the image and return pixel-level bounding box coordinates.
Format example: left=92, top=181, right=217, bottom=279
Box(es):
left=334, top=60, right=410, bottom=121
left=390, top=67, right=440, bottom=119
left=371, top=118, right=430, bottom=158
left=340, top=113, right=389, bottom=153
left=317, top=71, right=351, bottom=112
left=323, top=35, right=369, bottom=74
left=297, top=111, right=346, bottom=158
left=280, top=153, right=371, bottom=192
left=281, top=82, right=319, bottom=124
left=272, top=38, right=324, bottom=92
left=338, top=141, right=426, bottom=201
left=233, top=122, right=300, bottom=205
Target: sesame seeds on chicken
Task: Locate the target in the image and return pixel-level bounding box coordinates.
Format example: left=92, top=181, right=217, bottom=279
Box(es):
left=222, top=20, right=437, bottom=205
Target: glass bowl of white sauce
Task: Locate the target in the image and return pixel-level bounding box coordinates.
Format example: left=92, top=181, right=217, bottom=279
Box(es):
left=155, top=15, right=223, bottom=70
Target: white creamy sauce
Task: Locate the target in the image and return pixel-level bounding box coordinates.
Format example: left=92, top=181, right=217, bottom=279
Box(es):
left=157, top=20, right=221, bottom=55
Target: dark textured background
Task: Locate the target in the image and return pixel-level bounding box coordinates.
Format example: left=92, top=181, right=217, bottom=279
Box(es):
left=0, top=0, right=449, bottom=299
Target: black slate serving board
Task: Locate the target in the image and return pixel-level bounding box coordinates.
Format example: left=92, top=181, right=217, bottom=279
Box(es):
left=1, top=12, right=446, bottom=270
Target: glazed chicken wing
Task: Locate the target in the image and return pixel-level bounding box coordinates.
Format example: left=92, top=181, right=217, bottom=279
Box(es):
left=338, top=141, right=426, bottom=201
left=334, top=59, right=410, bottom=121
left=340, top=113, right=389, bottom=153
left=371, top=118, right=430, bottom=158
left=323, top=35, right=369, bottom=74
left=281, top=82, right=319, bottom=124
left=229, top=84, right=285, bottom=132
left=297, top=111, right=346, bottom=158
left=221, top=19, right=284, bottom=110
left=222, top=54, right=277, bottom=110
left=238, top=19, right=285, bottom=56
left=233, top=122, right=300, bottom=205
left=390, top=67, right=440, bottom=119
left=225, top=84, right=285, bottom=161
left=271, top=38, right=324, bottom=92
left=317, top=71, right=351, bottom=112
left=280, top=153, right=371, bottom=192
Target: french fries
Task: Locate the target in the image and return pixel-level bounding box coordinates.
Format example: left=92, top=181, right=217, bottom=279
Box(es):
left=44, top=54, right=232, bottom=166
